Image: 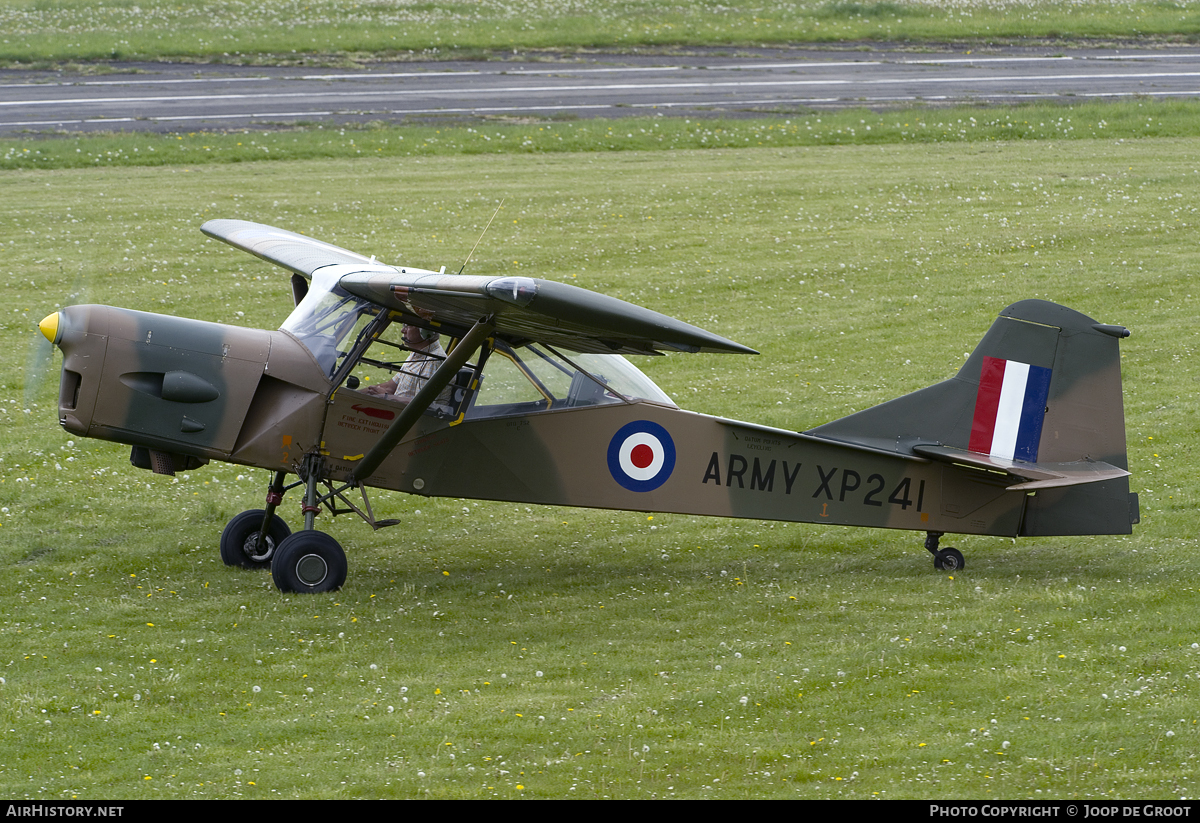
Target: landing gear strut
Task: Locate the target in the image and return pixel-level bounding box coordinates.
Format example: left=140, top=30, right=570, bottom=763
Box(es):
left=924, top=531, right=965, bottom=572
left=219, top=458, right=386, bottom=593
left=271, top=459, right=347, bottom=593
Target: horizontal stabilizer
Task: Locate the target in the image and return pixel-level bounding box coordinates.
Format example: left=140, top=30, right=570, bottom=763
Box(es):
left=912, top=444, right=1130, bottom=490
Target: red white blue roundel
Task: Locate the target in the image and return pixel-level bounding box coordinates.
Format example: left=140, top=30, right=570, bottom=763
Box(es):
left=607, top=421, right=676, bottom=492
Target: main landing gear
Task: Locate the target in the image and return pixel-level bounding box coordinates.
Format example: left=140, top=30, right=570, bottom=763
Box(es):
left=218, top=464, right=349, bottom=594
left=924, top=531, right=965, bottom=572
left=219, top=508, right=290, bottom=569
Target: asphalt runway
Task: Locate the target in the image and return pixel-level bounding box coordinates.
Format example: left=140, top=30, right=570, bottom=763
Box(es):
left=4, top=46, right=1200, bottom=133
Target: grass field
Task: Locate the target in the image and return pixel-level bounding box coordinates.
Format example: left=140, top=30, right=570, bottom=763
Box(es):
left=2, top=118, right=1200, bottom=797
left=4, top=0, right=1200, bottom=800
left=4, top=0, right=1200, bottom=65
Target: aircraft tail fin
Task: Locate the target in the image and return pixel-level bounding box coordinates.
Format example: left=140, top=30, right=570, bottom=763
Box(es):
left=808, top=299, right=1137, bottom=536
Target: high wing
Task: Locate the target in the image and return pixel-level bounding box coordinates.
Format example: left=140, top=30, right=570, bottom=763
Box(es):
left=201, top=219, right=379, bottom=275
left=201, top=219, right=756, bottom=357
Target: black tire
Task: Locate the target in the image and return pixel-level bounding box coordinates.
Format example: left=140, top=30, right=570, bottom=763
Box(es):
left=933, top=547, right=965, bottom=572
left=271, top=531, right=347, bottom=594
left=220, top=509, right=291, bottom=569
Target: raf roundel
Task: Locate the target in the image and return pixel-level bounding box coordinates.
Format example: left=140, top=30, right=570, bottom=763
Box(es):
left=607, top=421, right=676, bottom=492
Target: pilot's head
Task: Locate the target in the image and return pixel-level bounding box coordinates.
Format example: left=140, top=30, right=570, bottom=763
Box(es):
left=403, top=324, right=439, bottom=348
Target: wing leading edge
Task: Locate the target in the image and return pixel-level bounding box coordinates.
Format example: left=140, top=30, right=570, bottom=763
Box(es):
left=201, top=219, right=757, bottom=356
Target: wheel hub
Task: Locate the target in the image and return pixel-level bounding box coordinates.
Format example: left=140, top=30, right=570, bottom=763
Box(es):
left=242, top=534, right=274, bottom=564
left=295, top=553, right=329, bottom=587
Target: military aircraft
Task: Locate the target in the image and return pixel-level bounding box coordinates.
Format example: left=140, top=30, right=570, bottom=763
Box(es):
left=37, top=219, right=1139, bottom=593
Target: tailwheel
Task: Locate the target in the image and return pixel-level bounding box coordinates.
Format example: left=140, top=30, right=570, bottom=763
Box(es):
left=924, top=531, right=965, bottom=572
left=220, top=509, right=291, bottom=569
left=271, top=531, right=347, bottom=594
left=933, top=547, right=965, bottom=572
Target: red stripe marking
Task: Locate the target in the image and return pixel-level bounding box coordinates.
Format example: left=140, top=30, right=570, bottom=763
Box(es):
left=969, top=356, right=1006, bottom=453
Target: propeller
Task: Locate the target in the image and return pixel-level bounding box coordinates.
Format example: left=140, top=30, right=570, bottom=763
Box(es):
left=24, top=271, right=89, bottom=409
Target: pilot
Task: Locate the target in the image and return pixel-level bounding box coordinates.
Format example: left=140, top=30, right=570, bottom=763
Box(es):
left=364, top=324, right=447, bottom=401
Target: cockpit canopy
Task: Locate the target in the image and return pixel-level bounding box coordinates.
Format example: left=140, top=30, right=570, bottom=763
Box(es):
left=280, top=271, right=676, bottom=420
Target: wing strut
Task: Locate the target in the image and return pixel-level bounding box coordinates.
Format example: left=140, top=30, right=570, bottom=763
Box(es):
left=349, top=317, right=496, bottom=485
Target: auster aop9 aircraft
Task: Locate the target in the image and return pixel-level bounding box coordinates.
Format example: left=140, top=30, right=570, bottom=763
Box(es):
left=38, top=220, right=1139, bottom=593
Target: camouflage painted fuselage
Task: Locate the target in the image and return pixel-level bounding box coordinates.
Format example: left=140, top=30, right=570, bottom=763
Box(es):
left=47, top=296, right=1137, bottom=541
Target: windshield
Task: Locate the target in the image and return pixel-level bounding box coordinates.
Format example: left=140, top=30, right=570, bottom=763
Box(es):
left=466, top=341, right=675, bottom=419
left=281, top=272, right=377, bottom=377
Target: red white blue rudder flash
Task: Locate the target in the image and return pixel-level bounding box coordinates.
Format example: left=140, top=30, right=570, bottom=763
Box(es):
left=608, top=421, right=676, bottom=492
left=969, top=356, right=1053, bottom=462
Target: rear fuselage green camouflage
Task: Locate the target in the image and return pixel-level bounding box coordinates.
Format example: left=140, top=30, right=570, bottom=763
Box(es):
left=42, top=220, right=1138, bottom=551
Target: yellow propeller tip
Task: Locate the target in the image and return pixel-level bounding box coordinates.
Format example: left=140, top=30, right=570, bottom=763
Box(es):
left=39, top=312, right=60, bottom=344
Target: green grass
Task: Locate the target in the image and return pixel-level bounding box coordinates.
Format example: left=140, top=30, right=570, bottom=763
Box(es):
left=2, top=119, right=1200, bottom=797
left=5, top=0, right=1200, bottom=65
left=6, top=99, right=1200, bottom=171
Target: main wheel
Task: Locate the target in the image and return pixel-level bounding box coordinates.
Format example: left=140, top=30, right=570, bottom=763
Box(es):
left=271, top=531, right=347, bottom=594
left=220, top=509, right=291, bottom=569
left=933, top=547, right=965, bottom=572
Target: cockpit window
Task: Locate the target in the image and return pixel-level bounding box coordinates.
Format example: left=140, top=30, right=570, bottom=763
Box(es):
left=281, top=273, right=376, bottom=377
left=466, top=341, right=675, bottom=419
left=281, top=273, right=676, bottom=420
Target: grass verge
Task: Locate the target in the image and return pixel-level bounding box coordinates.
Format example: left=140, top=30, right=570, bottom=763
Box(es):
left=6, top=99, right=1200, bottom=171
left=3, top=0, right=1200, bottom=65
